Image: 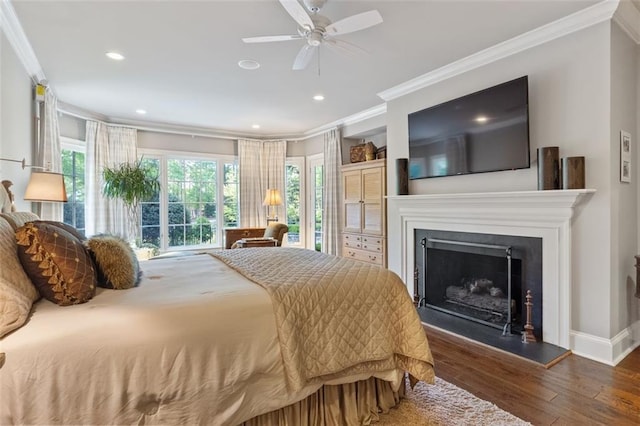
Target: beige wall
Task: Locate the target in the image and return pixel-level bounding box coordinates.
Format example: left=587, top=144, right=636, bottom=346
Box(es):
left=0, top=32, right=33, bottom=212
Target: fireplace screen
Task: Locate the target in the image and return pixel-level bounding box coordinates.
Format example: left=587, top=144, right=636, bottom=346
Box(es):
left=419, top=238, right=522, bottom=334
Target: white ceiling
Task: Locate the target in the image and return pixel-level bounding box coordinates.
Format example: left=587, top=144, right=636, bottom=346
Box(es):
left=10, top=0, right=604, bottom=139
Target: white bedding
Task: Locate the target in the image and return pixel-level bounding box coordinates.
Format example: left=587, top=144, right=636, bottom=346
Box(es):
left=0, top=253, right=402, bottom=425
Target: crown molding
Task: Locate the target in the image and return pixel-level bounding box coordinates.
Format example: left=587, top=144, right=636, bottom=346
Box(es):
left=377, top=0, right=620, bottom=102
left=302, top=103, right=387, bottom=140
left=0, top=0, right=45, bottom=83
left=613, top=0, right=640, bottom=43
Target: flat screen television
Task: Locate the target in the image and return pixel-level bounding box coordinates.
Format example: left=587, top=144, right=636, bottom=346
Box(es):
left=408, top=76, right=530, bottom=180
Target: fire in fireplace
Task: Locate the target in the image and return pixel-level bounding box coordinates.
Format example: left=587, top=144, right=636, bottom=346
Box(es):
left=415, top=229, right=542, bottom=340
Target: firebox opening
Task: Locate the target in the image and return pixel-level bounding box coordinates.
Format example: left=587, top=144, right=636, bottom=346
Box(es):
left=425, top=247, right=523, bottom=334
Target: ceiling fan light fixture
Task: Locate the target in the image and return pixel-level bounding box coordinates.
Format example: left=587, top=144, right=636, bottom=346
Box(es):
left=238, top=59, right=260, bottom=70
left=308, top=32, right=322, bottom=46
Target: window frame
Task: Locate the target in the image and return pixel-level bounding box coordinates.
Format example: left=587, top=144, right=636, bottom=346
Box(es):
left=306, top=153, right=324, bottom=251
left=285, top=156, right=305, bottom=247
left=138, top=148, right=238, bottom=251
left=60, top=136, right=86, bottom=233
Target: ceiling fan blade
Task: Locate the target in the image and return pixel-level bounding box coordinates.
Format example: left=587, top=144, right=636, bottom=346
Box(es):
left=325, top=10, right=383, bottom=36
left=242, top=35, right=302, bottom=43
left=279, top=0, right=314, bottom=30
left=292, top=44, right=317, bottom=70
left=325, top=38, right=368, bottom=56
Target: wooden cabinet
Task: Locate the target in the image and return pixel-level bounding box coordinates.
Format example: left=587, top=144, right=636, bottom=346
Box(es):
left=340, top=159, right=386, bottom=266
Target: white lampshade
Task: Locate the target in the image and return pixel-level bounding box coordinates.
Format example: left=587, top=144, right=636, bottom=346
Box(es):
left=262, top=188, right=282, bottom=206
left=24, top=171, right=68, bottom=202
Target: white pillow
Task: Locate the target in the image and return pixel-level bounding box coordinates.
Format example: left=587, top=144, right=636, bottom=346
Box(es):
left=0, top=184, right=12, bottom=213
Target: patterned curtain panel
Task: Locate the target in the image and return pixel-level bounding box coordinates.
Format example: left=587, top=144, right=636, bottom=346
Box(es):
left=238, top=139, right=287, bottom=228
left=238, top=139, right=265, bottom=227
left=85, top=122, right=137, bottom=238
left=322, top=128, right=342, bottom=255
left=262, top=140, right=286, bottom=225
left=34, top=87, right=63, bottom=221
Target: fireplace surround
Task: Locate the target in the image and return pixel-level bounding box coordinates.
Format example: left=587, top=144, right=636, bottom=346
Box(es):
left=387, top=189, right=594, bottom=349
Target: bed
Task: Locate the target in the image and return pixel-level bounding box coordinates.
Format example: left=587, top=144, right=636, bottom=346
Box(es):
left=0, top=211, right=435, bottom=425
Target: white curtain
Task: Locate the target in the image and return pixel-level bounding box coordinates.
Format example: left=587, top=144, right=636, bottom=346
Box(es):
left=262, top=140, right=286, bottom=224
left=34, top=87, right=63, bottom=220
left=238, top=139, right=265, bottom=227
left=85, top=121, right=137, bottom=238
left=238, top=139, right=287, bottom=228
left=322, top=128, right=342, bottom=255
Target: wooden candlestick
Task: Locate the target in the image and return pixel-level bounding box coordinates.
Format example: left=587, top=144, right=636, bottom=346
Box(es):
left=522, top=290, right=537, bottom=343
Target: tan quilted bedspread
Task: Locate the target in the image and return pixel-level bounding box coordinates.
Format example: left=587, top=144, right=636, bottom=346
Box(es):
left=209, top=248, right=435, bottom=391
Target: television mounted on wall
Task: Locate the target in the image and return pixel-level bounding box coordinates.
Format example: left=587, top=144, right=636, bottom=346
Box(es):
left=408, top=76, right=530, bottom=180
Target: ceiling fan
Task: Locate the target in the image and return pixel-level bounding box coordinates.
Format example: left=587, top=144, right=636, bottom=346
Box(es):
left=242, top=0, right=383, bottom=70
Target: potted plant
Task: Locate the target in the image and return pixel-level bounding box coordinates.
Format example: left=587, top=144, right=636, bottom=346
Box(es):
left=102, top=158, right=160, bottom=246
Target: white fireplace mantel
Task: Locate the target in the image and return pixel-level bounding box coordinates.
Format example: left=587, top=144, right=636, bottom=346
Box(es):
left=386, top=189, right=595, bottom=349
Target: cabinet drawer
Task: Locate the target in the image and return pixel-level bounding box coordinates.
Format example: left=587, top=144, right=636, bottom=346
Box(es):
left=343, top=247, right=384, bottom=265
left=343, top=234, right=362, bottom=243
left=361, top=236, right=383, bottom=245
left=343, top=240, right=362, bottom=249
left=361, top=242, right=383, bottom=253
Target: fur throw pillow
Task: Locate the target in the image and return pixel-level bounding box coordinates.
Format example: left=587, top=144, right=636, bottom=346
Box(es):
left=86, top=235, right=141, bottom=289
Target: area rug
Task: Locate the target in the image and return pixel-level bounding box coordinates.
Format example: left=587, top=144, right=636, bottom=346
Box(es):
left=377, top=377, right=531, bottom=425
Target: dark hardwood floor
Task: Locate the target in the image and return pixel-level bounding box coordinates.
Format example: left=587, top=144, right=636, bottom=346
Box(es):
left=424, top=325, right=640, bottom=425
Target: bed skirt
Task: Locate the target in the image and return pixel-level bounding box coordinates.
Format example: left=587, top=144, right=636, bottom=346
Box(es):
left=242, top=376, right=405, bottom=426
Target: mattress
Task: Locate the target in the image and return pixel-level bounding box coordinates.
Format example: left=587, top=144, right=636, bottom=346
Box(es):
left=0, top=253, right=403, bottom=425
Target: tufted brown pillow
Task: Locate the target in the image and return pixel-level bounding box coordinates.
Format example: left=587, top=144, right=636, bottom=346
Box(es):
left=16, top=222, right=96, bottom=306
left=86, top=235, right=141, bottom=290
left=34, top=220, right=86, bottom=241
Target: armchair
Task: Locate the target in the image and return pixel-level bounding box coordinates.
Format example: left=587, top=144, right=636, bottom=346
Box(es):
left=224, top=223, right=289, bottom=249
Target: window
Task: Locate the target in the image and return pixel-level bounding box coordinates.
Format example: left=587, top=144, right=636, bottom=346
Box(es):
left=139, top=157, right=161, bottom=248
left=138, top=151, right=239, bottom=251
left=285, top=157, right=304, bottom=246
left=223, top=162, right=239, bottom=229
left=167, top=159, right=217, bottom=248
left=61, top=140, right=85, bottom=234
left=307, top=155, right=323, bottom=252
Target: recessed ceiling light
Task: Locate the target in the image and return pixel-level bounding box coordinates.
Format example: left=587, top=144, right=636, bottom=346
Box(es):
left=475, top=116, right=488, bottom=123
left=252, top=124, right=260, bottom=129
left=238, top=59, right=260, bottom=70
left=106, top=51, right=125, bottom=61
left=136, top=109, right=147, bottom=115
left=313, top=94, right=325, bottom=101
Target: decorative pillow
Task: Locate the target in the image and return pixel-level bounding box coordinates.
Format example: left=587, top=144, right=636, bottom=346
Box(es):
left=0, top=211, right=40, bottom=231
left=16, top=222, right=96, bottom=306
left=86, top=235, right=141, bottom=290
left=0, top=184, right=12, bottom=213
left=34, top=220, right=86, bottom=241
left=0, top=217, right=39, bottom=337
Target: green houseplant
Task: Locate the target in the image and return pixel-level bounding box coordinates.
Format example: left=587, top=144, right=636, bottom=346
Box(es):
left=102, top=158, right=160, bottom=246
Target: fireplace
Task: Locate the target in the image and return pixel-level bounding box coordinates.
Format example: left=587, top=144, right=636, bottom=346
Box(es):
left=415, top=229, right=542, bottom=340
left=386, top=189, right=594, bottom=349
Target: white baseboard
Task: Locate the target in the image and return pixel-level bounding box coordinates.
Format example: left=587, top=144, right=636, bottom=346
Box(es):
left=570, top=320, right=640, bottom=366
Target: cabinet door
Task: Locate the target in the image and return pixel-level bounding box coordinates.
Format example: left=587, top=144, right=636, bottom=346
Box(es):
left=362, top=167, right=385, bottom=235
left=342, top=170, right=363, bottom=233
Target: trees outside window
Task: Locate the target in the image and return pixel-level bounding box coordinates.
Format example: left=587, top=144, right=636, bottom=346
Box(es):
left=61, top=145, right=85, bottom=234
left=285, top=158, right=303, bottom=246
